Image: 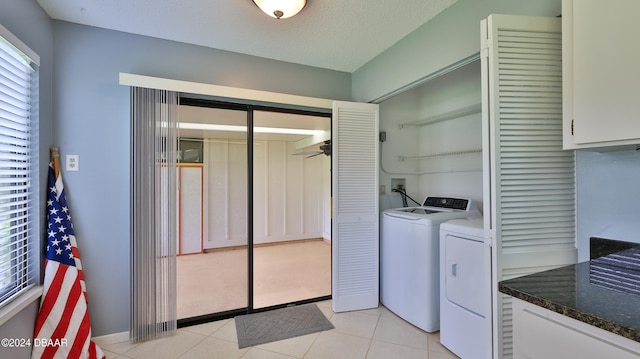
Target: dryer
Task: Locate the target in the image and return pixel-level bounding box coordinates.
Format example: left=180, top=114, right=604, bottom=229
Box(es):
left=380, top=197, right=480, bottom=332
left=439, top=217, right=489, bottom=359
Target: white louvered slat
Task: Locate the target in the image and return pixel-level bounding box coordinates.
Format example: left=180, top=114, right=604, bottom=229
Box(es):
left=482, top=15, right=577, bottom=359
left=332, top=101, right=379, bottom=313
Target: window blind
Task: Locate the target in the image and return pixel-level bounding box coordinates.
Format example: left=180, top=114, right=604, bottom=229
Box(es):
left=0, top=26, right=39, bottom=309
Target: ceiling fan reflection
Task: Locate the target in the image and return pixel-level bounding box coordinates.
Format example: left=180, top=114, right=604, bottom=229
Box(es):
left=293, top=140, right=331, bottom=159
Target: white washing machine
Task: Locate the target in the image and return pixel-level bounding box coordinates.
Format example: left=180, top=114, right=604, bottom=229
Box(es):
left=439, top=217, right=489, bottom=359
left=380, top=197, right=480, bottom=332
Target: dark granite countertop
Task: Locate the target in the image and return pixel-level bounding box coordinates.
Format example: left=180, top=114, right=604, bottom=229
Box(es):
left=499, top=238, right=640, bottom=343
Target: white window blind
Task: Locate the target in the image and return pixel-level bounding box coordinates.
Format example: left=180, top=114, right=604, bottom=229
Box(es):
left=0, top=25, right=39, bottom=309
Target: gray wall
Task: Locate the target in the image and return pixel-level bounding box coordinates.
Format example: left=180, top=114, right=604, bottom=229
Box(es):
left=352, top=0, right=562, bottom=103
left=51, top=21, right=351, bottom=336
left=576, top=150, right=640, bottom=261
left=0, top=1, right=53, bottom=358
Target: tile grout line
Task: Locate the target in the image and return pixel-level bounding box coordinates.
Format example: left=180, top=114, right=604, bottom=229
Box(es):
left=363, top=311, right=384, bottom=359
left=299, top=308, right=336, bottom=359
left=171, top=331, right=210, bottom=359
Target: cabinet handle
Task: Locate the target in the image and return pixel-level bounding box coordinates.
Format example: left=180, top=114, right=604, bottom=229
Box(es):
left=571, top=119, right=574, bottom=136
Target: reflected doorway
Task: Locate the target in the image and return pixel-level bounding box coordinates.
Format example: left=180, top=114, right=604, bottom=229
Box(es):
left=175, top=99, right=332, bottom=324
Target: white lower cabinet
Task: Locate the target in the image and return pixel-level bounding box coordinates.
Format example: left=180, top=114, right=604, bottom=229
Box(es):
left=513, top=298, right=640, bottom=359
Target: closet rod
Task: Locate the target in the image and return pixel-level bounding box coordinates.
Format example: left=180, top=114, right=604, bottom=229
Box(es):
left=399, top=103, right=481, bottom=129
left=398, top=148, right=482, bottom=161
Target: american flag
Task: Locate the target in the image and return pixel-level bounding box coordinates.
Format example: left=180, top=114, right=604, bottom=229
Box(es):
left=32, top=164, right=105, bottom=359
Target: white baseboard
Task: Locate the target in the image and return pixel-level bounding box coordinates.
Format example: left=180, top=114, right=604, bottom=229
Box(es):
left=93, top=331, right=129, bottom=347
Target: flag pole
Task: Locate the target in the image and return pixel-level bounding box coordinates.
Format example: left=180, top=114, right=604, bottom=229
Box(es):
left=50, top=147, right=60, bottom=178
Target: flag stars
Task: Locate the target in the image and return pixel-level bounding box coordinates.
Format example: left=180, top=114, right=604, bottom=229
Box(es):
left=49, top=208, right=59, bottom=215
left=54, top=217, right=62, bottom=224
left=58, top=225, right=67, bottom=233
left=51, top=238, right=60, bottom=247
left=48, top=230, right=56, bottom=238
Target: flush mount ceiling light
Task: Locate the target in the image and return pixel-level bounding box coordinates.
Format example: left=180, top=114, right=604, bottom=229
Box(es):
left=252, top=0, right=307, bottom=19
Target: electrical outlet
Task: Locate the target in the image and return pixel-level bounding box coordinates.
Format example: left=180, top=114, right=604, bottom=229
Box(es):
left=66, top=155, right=79, bottom=171
left=380, top=185, right=386, bottom=195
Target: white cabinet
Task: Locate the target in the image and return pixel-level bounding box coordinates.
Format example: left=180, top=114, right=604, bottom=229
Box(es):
left=513, top=298, right=640, bottom=359
left=563, top=0, right=640, bottom=150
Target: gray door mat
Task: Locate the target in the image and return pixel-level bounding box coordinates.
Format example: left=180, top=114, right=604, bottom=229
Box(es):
left=234, top=303, right=334, bottom=348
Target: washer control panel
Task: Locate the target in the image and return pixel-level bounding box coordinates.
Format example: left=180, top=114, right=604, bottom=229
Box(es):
left=422, top=197, right=473, bottom=211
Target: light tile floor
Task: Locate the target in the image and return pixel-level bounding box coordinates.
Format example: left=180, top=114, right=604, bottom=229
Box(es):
left=100, top=300, right=459, bottom=359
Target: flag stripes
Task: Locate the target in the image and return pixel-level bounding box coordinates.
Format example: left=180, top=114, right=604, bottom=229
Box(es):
left=31, top=162, right=105, bottom=359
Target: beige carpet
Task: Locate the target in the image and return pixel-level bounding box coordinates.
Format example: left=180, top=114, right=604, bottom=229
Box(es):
left=177, top=240, right=331, bottom=319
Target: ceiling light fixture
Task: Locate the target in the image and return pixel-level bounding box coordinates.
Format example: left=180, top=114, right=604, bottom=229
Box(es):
left=178, top=122, right=324, bottom=136
left=252, top=0, right=307, bottom=19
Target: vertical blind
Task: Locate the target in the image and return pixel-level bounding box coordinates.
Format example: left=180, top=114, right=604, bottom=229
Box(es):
left=130, top=87, right=178, bottom=341
left=0, top=27, right=39, bottom=309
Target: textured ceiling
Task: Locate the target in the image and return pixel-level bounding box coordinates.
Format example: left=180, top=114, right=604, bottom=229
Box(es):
left=36, top=0, right=458, bottom=72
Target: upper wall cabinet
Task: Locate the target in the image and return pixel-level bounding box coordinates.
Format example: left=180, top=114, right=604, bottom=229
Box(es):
left=562, top=0, right=640, bottom=150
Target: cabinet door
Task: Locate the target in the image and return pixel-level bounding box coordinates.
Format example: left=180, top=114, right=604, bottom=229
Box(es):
left=513, top=299, right=640, bottom=359
left=563, top=0, right=640, bottom=149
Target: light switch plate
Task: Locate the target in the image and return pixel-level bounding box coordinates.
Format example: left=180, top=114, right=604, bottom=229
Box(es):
left=66, top=155, right=79, bottom=171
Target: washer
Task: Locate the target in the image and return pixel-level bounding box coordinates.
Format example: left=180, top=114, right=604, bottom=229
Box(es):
left=380, top=196, right=480, bottom=332
left=439, top=217, right=488, bottom=359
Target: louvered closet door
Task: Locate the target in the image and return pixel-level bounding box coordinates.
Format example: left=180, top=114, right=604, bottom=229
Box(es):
left=331, top=101, right=379, bottom=312
left=481, top=15, right=577, bottom=359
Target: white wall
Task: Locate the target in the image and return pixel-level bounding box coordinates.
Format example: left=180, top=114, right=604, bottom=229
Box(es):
left=576, top=150, right=640, bottom=261
left=379, top=61, right=483, bottom=210
left=204, top=139, right=328, bottom=249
